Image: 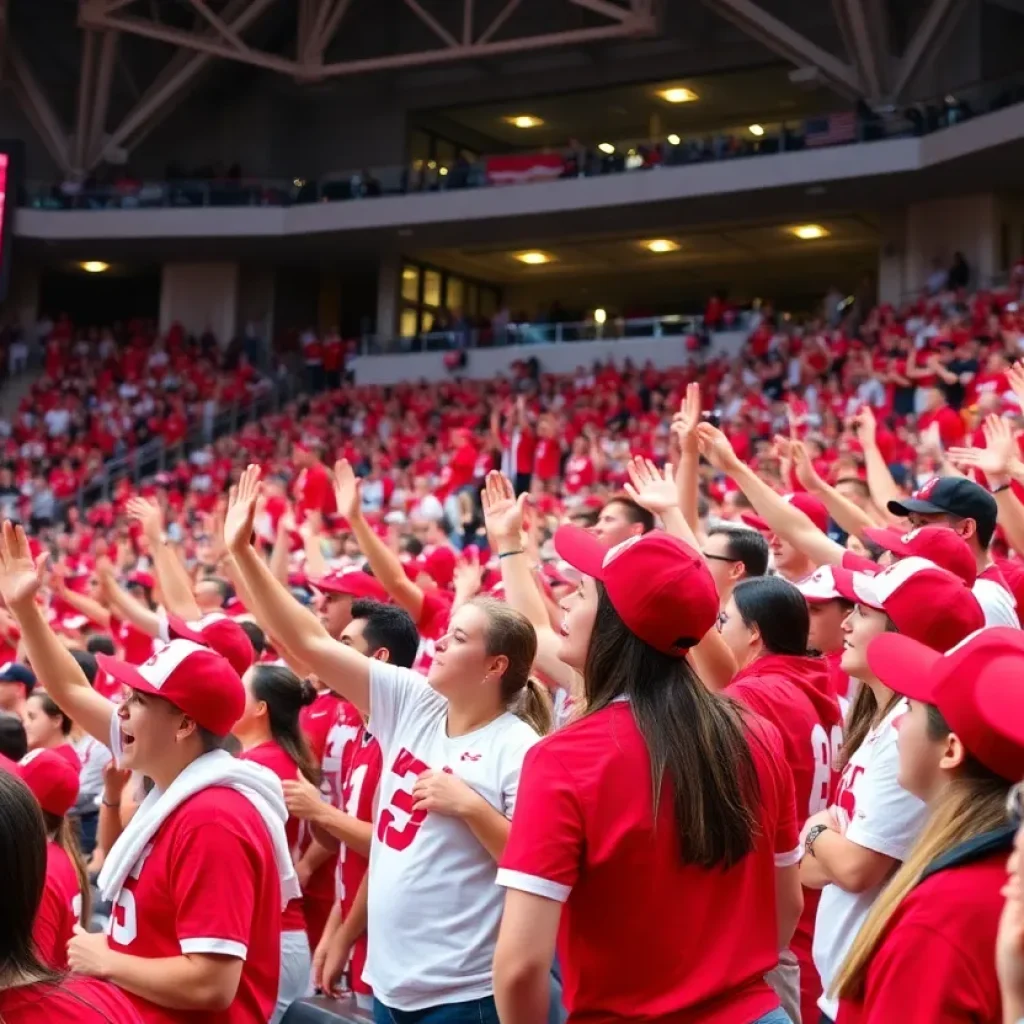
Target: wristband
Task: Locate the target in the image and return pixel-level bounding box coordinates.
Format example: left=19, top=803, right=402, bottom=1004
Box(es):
left=101, top=797, right=120, bottom=809
left=804, top=824, right=829, bottom=857
left=498, top=549, right=525, bottom=560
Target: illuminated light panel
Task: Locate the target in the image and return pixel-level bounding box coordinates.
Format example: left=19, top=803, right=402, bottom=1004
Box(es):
left=515, top=251, right=553, bottom=265
left=645, top=239, right=680, bottom=253
left=81, top=261, right=109, bottom=273
left=658, top=87, right=698, bottom=103
left=749, top=124, right=765, bottom=136
left=505, top=115, right=544, bottom=128
left=791, top=224, right=828, bottom=240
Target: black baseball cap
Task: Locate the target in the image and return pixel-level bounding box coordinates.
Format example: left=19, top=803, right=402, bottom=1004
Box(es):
left=0, top=662, right=36, bottom=693
left=888, top=477, right=997, bottom=537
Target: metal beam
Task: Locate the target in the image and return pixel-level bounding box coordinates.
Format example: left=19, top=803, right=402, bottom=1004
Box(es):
left=477, top=0, right=521, bottom=44
left=186, top=0, right=251, bottom=54
left=73, top=29, right=98, bottom=171
left=7, top=42, right=73, bottom=174
left=890, top=0, right=969, bottom=100
left=463, top=0, right=473, bottom=44
left=832, top=0, right=889, bottom=100
left=403, top=0, right=460, bottom=48
left=315, top=0, right=355, bottom=55
left=568, top=0, right=632, bottom=22
left=699, top=0, right=861, bottom=97
left=87, top=31, right=119, bottom=166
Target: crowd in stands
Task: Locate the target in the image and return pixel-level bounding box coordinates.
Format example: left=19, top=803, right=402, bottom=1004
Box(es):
left=4, top=270, right=1024, bottom=1023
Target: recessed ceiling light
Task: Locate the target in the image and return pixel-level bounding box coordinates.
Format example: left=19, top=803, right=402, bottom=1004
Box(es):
left=749, top=123, right=765, bottom=136
left=792, top=224, right=828, bottom=240
left=81, top=261, right=109, bottom=273
left=515, top=251, right=553, bottom=265
left=597, top=142, right=615, bottom=154
left=645, top=239, right=680, bottom=253
left=667, top=133, right=681, bottom=145
left=658, top=87, right=698, bottom=104
left=505, top=115, right=543, bottom=129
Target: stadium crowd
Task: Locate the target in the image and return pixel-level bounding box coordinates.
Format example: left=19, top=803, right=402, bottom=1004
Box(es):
left=2, top=275, right=1024, bottom=1024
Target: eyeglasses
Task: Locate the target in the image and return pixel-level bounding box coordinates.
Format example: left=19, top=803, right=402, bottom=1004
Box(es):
left=702, top=552, right=741, bottom=564
left=1008, top=781, right=1024, bottom=827
left=715, top=611, right=727, bottom=633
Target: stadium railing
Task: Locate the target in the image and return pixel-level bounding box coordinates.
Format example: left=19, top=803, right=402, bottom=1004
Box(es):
left=23, top=75, right=1024, bottom=213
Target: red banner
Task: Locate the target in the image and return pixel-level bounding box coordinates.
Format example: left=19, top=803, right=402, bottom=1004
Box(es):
left=485, top=153, right=565, bottom=187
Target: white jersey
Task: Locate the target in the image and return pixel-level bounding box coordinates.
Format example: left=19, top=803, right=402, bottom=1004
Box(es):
left=973, top=577, right=1020, bottom=627
left=364, top=661, right=538, bottom=1011
left=812, top=699, right=928, bottom=1019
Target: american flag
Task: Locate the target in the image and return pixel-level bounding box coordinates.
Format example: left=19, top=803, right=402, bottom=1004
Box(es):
left=804, top=112, right=857, bottom=148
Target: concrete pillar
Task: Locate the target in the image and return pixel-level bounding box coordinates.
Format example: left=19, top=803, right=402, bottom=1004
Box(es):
left=160, top=262, right=240, bottom=341
left=376, top=254, right=400, bottom=349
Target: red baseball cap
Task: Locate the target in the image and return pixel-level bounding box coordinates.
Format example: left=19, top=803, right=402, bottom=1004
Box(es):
left=165, top=614, right=255, bottom=677
left=867, top=626, right=1024, bottom=781
left=741, top=493, right=829, bottom=535
left=831, top=556, right=985, bottom=652
left=17, top=749, right=81, bottom=817
left=794, top=566, right=851, bottom=604
left=314, top=569, right=389, bottom=603
left=424, top=548, right=457, bottom=588
left=862, top=525, right=976, bottom=586
left=127, top=571, right=155, bottom=590
left=554, top=526, right=719, bottom=657
left=97, top=639, right=245, bottom=737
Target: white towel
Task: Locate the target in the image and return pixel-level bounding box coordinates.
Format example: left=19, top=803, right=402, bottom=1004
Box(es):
left=98, top=748, right=301, bottom=909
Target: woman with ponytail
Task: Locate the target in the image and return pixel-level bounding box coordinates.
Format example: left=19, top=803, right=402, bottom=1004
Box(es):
left=833, top=626, right=1024, bottom=1023
left=800, top=558, right=985, bottom=1022
left=0, top=769, right=141, bottom=1022
left=8, top=749, right=91, bottom=970
left=233, top=663, right=319, bottom=1024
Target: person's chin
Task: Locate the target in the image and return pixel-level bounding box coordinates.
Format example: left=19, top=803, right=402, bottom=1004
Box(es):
left=838, top=646, right=861, bottom=675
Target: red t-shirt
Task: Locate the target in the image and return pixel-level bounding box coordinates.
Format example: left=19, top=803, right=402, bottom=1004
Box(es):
left=294, top=462, right=337, bottom=521
left=0, top=976, right=143, bottom=1023
left=499, top=702, right=799, bottom=1024
left=918, top=405, right=965, bottom=448
left=33, top=841, right=80, bottom=970
left=111, top=617, right=155, bottom=666
left=238, top=742, right=306, bottom=932
left=563, top=456, right=594, bottom=494
left=413, top=589, right=454, bottom=673
left=837, top=850, right=1005, bottom=1024
left=726, top=654, right=843, bottom=1024
left=534, top=438, right=562, bottom=481
left=338, top=731, right=383, bottom=997
left=106, top=787, right=280, bottom=1024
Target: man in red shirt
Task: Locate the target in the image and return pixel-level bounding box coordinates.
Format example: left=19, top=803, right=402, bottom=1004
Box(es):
left=293, top=442, right=337, bottom=523
left=917, top=384, right=966, bottom=448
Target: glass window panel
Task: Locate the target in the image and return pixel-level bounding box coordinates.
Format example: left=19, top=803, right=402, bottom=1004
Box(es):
left=479, top=287, right=498, bottom=317
left=401, top=264, right=420, bottom=303
left=466, top=283, right=478, bottom=316
left=446, top=276, right=464, bottom=313
left=400, top=308, right=418, bottom=338
left=423, top=270, right=442, bottom=307
left=409, top=130, right=431, bottom=165
left=436, top=139, right=456, bottom=167
left=421, top=310, right=435, bottom=333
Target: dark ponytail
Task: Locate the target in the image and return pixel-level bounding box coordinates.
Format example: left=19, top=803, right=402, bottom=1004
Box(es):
left=250, top=665, right=320, bottom=785
left=583, top=584, right=761, bottom=869
left=43, top=810, right=92, bottom=926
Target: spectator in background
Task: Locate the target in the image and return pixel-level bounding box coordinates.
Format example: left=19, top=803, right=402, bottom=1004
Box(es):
left=926, top=258, right=949, bottom=296
left=293, top=442, right=336, bottom=523
left=0, top=663, right=34, bottom=720
left=948, top=251, right=970, bottom=291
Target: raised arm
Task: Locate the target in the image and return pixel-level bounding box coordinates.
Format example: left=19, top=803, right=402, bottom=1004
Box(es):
left=334, top=459, right=426, bottom=622
left=0, top=523, right=114, bottom=744
left=224, top=466, right=371, bottom=713
left=97, top=560, right=161, bottom=638
left=50, top=570, right=112, bottom=629
left=672, top=382, right=705, bottom=539
left=791, top=441, right=877, bottom=540
left=128, top=498, right=202, bottom=621
left=854, top=407, right=903, bottom=524
left=696, top=424, right=845, bottom=569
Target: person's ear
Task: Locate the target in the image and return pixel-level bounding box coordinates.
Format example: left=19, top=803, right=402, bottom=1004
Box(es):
left=176, top=716, right=200, bottom=743
left=938, top=731, right=967, bottom=773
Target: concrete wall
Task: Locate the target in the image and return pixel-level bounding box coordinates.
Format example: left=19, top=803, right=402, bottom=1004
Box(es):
left=159, top=262, right=240, bottom=340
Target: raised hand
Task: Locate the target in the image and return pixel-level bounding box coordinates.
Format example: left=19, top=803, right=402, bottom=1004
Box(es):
left=695, top=422, right=745, bottom=476
left=333, top=459, right=362, bottom=521
left=481, top=471, right=527, bottom=548
left=126, top=497, right=164, bottom=544
left=0, top=521, right=48, bottom=612
left=224, top=464, right=261, bottom=553
left=791, top=440, right=825, bottom=494
left=623, top=456, right=679, bottom=514
left=1008, top=362, right=1024, bottom=408
left=670, top=382, right=701, bottom=457
left=453, top=551, right=484, bottom=600
left=949, top=415, right=1020, bottom=478
left=852, top=405, right=877, bottom=448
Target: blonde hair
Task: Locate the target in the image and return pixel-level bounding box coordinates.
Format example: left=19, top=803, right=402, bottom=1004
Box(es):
left=832, top=709, right=1009, bottom=1001
left=44, top=811, right=92, bottom=927
left=471, top=597, right=552, bottom=736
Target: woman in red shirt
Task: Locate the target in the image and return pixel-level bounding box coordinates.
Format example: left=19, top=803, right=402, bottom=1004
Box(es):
left=833, top=627, right=1024, bottom=1023
left=0, top=768, right=142, bottom=1023
left=234, top=664, right=320, bottom=1024
left=24, top=691, right=80, bottom=770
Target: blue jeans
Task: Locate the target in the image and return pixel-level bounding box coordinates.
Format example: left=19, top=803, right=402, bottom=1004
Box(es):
left=752, top=1010, right=792, bottom=1024
left=373, top=996, right=498, bottom=1024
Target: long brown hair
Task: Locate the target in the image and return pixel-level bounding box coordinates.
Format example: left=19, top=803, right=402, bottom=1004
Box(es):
left=833, top=705, right=1009, bottom=1000
left=249, top=665, right=320, bottom=784
left=839, top=615, right=901, bottom=769
left=472, top=598, right=552, bottom=736
left=583, top=584, right=760, bottom=868
left=42, top=811, right=92, bottom=927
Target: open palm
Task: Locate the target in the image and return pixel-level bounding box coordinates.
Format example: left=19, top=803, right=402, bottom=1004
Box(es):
left=224, top=464, right=261, bottom=552
left=624, top=456, right=678, bottom=513
left=333, top=459, right=362, bottom=520
left=695, top=423, right=744, bottom=475
left=671, top=382, right=701, bottom=457
left=0, top=521, right=47, bottom=610
left=481, top=471, right=526, bottom=545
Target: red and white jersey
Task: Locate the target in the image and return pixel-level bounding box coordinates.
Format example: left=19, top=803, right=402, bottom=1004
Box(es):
left=498, top=701, right=799, bottom=1024
left=111, top=616, right=156, bottom=666
left=0, top=977, right=144, bottom=1023
left=33, top=841, right=80, bottom=970
left=238, top=741, right=307, bottom=933
left=412, top=590, right=453, bottom=674
left=105, top=787, right=282, bottom=1024
left=974, top=563, right=1020, bottom=627
left=365, top=661, right=537, bottom=1011
left=337, top=730, right=383, bottom=997
left=812, top=699, right=928, bottom=1019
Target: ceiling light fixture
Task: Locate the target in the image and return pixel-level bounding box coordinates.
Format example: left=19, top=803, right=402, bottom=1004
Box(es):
left=81, top=261, right=109, bottom=273
left=505, top=115, right=543, bottom=129
left=594, top=308, right=607, bottom=325
left=792, top=224, right=828, bottom=240
left=749, top=124, right=765, bottom=136
left=645, top=239, right=680, bottom=253
left=658, top=87, right=698, bottom=104
left=597, top=142, right=615, bottom=155
left=667, top=133, right=681, bottom=145
left=515, top=251, right=553, bottom=265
